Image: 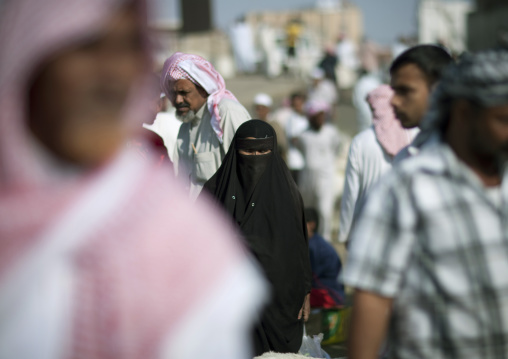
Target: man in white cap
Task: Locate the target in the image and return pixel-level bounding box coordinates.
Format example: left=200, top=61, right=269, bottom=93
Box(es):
left=253, top=93, right=288, bottom=160
left=160, top=52, right=251, bottom=199
left=307, top=68, right=338, bottom=107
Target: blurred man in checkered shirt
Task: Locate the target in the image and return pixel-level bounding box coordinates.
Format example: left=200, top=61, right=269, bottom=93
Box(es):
left=344, top=50, right=508, bottom=359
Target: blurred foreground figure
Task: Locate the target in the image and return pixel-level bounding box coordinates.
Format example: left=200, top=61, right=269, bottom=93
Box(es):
left=0, top=1, right=265, bottom=358
left=339, top=85, right=416, bottom=243
left=202, top=120, right=311, bottom=356
left=345, top=50, right=508, bottom=359
left=160, top=52, right=250, bottom=199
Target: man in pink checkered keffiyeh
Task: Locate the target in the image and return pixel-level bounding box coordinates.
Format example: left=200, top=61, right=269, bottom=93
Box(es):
left=160, top=52, right=250, bottom=199
left=0, top=1, right=266, bottom=358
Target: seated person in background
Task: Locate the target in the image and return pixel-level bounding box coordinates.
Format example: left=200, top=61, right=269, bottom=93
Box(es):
left=305, top=208, right=345, bottom=308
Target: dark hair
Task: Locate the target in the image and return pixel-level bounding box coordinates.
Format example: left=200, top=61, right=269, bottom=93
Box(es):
left=390, top=45, right=453, bottom=86
left=290, top=91, right=306, bottom=102
left=304, top=207, right=319, bottom=229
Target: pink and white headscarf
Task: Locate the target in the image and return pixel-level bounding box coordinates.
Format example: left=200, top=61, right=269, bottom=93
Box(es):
left=0, top=1, right=264, bottom=358
left=160, top=52, right=239, bottom=143
left=367, top=85, right=412, bottom=157
left=304, top=99, right=331, bottom=117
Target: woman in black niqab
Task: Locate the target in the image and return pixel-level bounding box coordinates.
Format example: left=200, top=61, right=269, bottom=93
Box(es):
left=202, top=120, right=312, bottom=355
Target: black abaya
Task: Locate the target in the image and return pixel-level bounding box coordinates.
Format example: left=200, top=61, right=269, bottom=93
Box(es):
left=202, top=120, right=312, bottom=355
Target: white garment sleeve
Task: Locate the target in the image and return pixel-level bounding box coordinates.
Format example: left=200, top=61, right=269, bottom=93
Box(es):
left=338, top=138, right=360, bottom=243
left=219, top=99, right=251, bottom=151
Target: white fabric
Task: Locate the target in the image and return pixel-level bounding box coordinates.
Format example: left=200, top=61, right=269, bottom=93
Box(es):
left=339, top=127, right=419, bottom=243
left=159, top=258, right=267, bottom=359
left=257, top=24, right=282, bottom=78
left=338, top=127, right=392, bottom=243
left=352, top=73, right=381, bottom=132
left=179, top=60, right=219, bottom=95
left=285, top=110, right=308, bottom=170
left=143, top=109, right=182, bottom=162
left=174, top=98, right=250, bottom=199
left=335, top=38, right=358, bottom=69
left=229, top=21, right=257, bottom=74
left=308, top=79, right=337, bottom=106
left=298, top=124, right=341, bottom=241
left=253, top=93, right=273, bottom=107
left=0, top=147, right=144, bottom=359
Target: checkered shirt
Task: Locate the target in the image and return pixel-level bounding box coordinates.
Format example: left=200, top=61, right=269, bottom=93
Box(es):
left=343, top=141, right=508, bottom=359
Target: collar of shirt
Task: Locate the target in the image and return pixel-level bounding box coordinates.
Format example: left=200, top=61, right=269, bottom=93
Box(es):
left=417, top=140, right=508, bottom=209
left=190, top=102, right=208, bottom=128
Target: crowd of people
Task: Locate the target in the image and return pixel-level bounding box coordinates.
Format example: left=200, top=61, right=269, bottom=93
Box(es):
left=1, top=0, right=508, bottom=358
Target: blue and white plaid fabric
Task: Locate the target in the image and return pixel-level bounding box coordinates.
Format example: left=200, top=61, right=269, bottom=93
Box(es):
left=344, top=140, right=508, bottom=358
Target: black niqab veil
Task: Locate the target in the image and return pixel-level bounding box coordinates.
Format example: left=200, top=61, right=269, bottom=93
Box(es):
left=203, top=120, right=312, bottom=355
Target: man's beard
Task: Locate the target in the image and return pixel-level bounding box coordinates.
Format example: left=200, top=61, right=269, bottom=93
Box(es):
left=175, top=109, right=197, bottom=123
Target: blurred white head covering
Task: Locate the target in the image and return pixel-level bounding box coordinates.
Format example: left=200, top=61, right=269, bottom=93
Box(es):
left=253, top=93, right=273, bottom=107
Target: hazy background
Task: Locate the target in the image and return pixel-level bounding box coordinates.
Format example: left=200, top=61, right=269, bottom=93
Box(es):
left=152, top=0, right=421, bottom=45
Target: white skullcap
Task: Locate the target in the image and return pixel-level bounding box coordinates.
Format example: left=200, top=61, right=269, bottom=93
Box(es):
left=253, top=93, right=273, bottom=107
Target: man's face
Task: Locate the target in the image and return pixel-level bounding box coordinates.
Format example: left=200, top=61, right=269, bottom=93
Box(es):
left=171, top=79, right=208, bottom=118
left=468, top=103, right=508, bottom=163
left=28, top=4, right=145, bottom=166
left=254, top=104, right=270, bottom=122
left=309, top=112, right=325, bottom=130
left=291, top=96, right=305, bottom=114
left=390, top=63, right=431, bottom=129
left=306, top=221, right=316, bottom=237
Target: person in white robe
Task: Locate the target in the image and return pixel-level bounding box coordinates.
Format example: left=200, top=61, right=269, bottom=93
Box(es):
left=297, top=100, right=341, bottom=241
left=307, top=68, right=338, bottom=107
left=230, top=19, right=257, bottom=74
left=339, top=85, right=417, bottom=243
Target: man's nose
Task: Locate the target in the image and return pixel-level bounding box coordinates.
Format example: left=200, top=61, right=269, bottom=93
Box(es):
left=175, top=94, right=184, bottom=104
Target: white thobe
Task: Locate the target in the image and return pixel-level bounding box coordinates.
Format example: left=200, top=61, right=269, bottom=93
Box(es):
left=174, top=99, right=250, bottom=199
left=298, top=124, right=341, bottom=241
left=338, top=127, right=392, bottom=243
left=230, top=22, right=257, bottom=74
left=143, top=109, right=182, bottom=162
left=339, top=127, right=419, bottom=243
